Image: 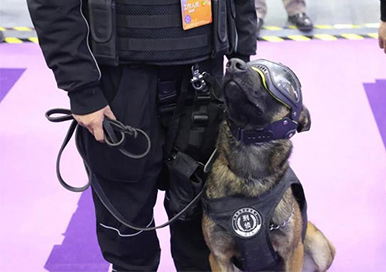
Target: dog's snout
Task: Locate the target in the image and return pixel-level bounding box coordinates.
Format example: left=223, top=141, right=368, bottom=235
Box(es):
left=226, top=59, right=247, bottom=73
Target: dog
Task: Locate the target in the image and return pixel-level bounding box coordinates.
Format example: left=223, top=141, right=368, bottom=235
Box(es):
left=202, top=58, right=335, bottom=272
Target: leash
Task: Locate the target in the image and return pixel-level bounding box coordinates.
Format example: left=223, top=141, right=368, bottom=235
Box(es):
left=46, top=108, right=151, bottom=159
left=46, top=108, right=216, bottom=231
left=45, top=108, right=151, bottom=192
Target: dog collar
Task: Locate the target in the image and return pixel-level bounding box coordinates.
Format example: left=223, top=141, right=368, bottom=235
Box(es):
left=227, top=116, right=298, bottom=144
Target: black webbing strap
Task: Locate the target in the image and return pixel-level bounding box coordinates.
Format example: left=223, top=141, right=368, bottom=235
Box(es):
left=117, top=34, right=211, bottom=51
left=185, top=69, right=224, bottom=156
left=116, top=14, right=181, bottom=28
left=115, top=0, right=179, bottom=4
left=187, top=91, right=210, bottom=155
left=164, top=73, right=190, bottom=157
left=203, top=72, right=223, bottom=102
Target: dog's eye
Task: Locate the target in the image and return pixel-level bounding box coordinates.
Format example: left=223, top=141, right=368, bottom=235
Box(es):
left=281, top=81, right=299, bottom=101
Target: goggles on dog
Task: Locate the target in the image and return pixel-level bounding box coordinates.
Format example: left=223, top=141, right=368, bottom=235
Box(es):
left=228, top=59, right=304, bottom=144
left=250, top=59, right=302, bottom=121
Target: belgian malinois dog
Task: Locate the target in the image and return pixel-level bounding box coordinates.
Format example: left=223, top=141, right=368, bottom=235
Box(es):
left=202, top=59, right=335, bottom=272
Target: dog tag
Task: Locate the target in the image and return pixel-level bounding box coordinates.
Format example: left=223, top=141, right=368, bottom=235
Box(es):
left=180, top=0, right=212, bottom=30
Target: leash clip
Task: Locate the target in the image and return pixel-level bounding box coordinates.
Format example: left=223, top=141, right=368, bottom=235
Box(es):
left=190, top=64, right=208, bottom=92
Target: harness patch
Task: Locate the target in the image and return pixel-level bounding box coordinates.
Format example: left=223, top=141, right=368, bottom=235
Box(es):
left=232, top=207, right=262, bottom=238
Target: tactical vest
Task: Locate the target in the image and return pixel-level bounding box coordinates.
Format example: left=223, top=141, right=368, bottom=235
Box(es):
left=202, top=167, right=308, bottom=271
left=114, top=0, right=213, bottom=65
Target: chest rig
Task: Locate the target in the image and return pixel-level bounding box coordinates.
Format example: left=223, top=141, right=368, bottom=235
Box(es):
left=87, top=0, right=239, bottom=66
left=202, top=167, right=308, bottom=271
left=88, top=0, right=213, bottom=65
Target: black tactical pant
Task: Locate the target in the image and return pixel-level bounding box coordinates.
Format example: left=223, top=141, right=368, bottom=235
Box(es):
left=78, top=58, right=223, bottom=271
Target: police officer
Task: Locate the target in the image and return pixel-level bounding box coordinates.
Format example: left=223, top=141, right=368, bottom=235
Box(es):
left=27, top=0, right=257, bottom=271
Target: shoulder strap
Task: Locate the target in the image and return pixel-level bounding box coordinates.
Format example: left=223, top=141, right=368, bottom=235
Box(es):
left=164, top=72, right=190, bottom=157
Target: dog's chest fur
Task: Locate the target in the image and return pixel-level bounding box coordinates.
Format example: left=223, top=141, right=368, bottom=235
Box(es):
left=205, top=122, right=296, bottom=228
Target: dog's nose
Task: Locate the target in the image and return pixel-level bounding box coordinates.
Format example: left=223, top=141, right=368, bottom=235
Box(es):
left=226, top=58, right=248, bottom=73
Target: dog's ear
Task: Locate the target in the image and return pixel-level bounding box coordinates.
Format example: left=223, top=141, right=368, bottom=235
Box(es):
left=297, top=105, right=311, bottom=132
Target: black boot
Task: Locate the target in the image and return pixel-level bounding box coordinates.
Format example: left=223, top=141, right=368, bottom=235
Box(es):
left=288, top=13, right=313, bottom=32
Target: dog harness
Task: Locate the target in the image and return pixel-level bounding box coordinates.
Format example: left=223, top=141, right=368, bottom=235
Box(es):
left=202, top=167, right=307, bottom=271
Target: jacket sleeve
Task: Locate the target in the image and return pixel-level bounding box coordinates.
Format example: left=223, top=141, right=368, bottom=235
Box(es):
left=233, top=0, right=257, bottom=59
left=27, top=0, right=107, bottom=115
left=381, top=0, right=386, bottom=22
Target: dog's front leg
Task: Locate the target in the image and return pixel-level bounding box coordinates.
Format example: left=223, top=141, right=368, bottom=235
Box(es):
left=209, top=252, right=236, bottom=272
left=289, top=241, right=304, bottom=272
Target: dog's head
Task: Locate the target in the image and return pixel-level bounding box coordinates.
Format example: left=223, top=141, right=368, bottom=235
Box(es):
left=223, top=58, right=311, bottom=143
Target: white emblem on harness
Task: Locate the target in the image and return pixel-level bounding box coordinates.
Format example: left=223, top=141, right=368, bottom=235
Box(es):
left=232, top=207, right=262, bottom=238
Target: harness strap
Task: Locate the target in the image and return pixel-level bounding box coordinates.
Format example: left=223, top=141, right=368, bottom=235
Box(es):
left=184, top=68, right=224, bottom=159
left=164, top=73, right=190, bottom=157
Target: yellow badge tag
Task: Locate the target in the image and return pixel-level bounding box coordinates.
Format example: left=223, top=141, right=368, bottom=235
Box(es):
left=181, top=0, right=212, bottom=30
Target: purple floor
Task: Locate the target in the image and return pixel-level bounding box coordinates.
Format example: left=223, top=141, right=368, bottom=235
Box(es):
left=0, top=40, right=385, bottom=272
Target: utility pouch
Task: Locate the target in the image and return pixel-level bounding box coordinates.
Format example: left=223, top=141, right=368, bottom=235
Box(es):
left=211, top=0, right=237, bottom=58
left=88, top=0, right=119, bottom=66
left=164, top=150, right=206, bottom=221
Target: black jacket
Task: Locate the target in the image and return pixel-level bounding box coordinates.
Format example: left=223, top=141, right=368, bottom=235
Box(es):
left=382, top=0, right=386, bottom=21
left=27, top=0, right=257, bottom=114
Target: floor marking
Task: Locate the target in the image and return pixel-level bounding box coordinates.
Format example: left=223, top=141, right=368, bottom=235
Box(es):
left=314, top=34, right=338, bottom=41
left=4, top=37, right=23, bottom=43
left=261, top=36, right=284, bottom=42
left=288, top=35, right=311, bottom=41
left=341, top=33, right=364, bottom=40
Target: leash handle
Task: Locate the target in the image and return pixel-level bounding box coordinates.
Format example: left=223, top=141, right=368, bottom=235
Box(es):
left=104, top=118, right=152, bottom=159
left=45, top=108, right=73, bottom=122
left=46, top=108, right=151, bottom=158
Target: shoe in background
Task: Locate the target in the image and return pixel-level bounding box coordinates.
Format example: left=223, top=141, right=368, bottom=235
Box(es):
left=288, top=13, right=313, bottom=32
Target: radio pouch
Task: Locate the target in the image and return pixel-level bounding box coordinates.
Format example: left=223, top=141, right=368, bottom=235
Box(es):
left=164, top=150, right=206, bottom=221
left=88, top=0, right=119, bottom=66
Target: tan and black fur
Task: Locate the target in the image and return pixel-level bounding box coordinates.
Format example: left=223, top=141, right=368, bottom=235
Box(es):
left=202, top=59, right=335, bottom=272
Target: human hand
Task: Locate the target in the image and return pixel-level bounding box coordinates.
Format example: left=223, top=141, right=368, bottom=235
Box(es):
left=379, top=21, right=386, bottom=54
left=73, top=105, right=116, bottom=142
